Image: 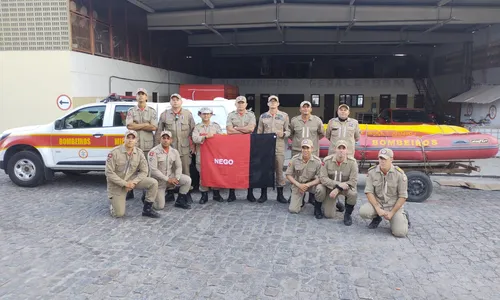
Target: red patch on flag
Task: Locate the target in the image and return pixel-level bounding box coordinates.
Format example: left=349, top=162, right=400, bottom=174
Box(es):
left=149, top=151, right=155, bottom=156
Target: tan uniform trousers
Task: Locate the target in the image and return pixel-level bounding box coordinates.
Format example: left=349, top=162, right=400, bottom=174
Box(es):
left=154, top=174, right=192, bottom=210
left=359, top=203, right=409, bottom=237
left=109, top=177, right=158, bottom=218
left=180, top=154, right=191, bottom=177
left=196, top=164, right=220, bottom=192
left=316, top=185, right=357, bottom=218
left=289, top=184, right=325, bottom=213
left=275, top=154, right=285, bottom=187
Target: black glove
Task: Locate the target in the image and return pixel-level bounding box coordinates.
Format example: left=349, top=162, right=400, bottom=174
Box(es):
left=335, top=184, right=344, bottom=191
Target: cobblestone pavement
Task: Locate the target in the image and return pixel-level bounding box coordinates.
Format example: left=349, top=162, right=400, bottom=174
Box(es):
left=1, top=172, right=499, bottom=300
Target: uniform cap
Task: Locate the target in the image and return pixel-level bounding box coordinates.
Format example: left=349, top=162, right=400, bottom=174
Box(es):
left=335, top=140, right=348, bottom=149
left=161, top=130, right=172, bottom=137
left=199, top=107, right=213, bottom=114
left=300, top=101, right=312, bottom=107
left=301, top=139, right=313, bottom=148
left=378, top=148, right=394, bottom=159
left=236, top=96, right=247, bottom=103
left=170, top=93, right=181, bottom=100
left=125, top=130, right=137, bottom=138
left=268, top=95, right=279, bottom=103
left=136, top=88, right=148, bottom=95
left=338, top=104, right=350, bottom=110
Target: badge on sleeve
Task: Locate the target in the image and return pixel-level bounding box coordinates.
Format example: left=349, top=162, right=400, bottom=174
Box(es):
left=149, top=152, right=155, bottom=156
left=107, top=153, right=113, bottom=162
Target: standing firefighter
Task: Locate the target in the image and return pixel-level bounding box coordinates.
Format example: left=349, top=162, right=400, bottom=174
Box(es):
left=156, top=93, right=196, bottom=202
left=289, top=100, right=325, bottom=157
left=256, top=95, right=290, bottom=204
left=192, top=107, right=224, bottom=204
left=148, top=130, right=193, bottom=210
left=317, top=140, right=358, bottom=225
left=285, top=139, right=325, bottom=216
left=361, top=148, right=410, bottom=237
left=325, top=104, right=360, bottom=157
left=105, top=130, right=160, bottom=218
left=125, top=88, right=158, bottom=200
left=226, top=96, right=257, bottom=202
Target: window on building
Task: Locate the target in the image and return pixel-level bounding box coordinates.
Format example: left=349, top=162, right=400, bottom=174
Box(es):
left=277, top=94, right=305, bottom=107
left=152, top=92, right=158, bottom=103
left=125, top=92, right=133, bottom=96
left=340, top=94, right=364, bottom=108
left=396, top=94, right=408, bottom=108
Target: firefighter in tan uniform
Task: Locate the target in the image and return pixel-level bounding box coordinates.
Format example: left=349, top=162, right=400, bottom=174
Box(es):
left=125, top=88, right=158, bottom=200
left=289, top=100, right=325, bottom=206
left=285, top=139, right=325, bottom=216
left=289, top=101, right=325, bottom=157
left=148, top=130, right=193, bottom=210
left=192, top=107, right=224, bottom=204
left=226, top=96, right=257, bottom=202
left=256, top=95, right=290, bottom=204
left=317, top=140, right=358, bottom=225
left=105, top=130, right=160, bottom=218
left=325, top=104, right=361, bottom=157
left=156, top=93, right=196, bottom=202
left=361, top=148, right=410, bottom=237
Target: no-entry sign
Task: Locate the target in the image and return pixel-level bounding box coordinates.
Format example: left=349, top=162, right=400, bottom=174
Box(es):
left=56, top=95, right=72, bottom=111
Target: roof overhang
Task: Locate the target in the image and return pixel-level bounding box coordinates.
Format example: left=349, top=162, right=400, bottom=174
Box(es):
left=148, top=3, right=500, bottom=30
left=448, top=85, right=500, bottom=104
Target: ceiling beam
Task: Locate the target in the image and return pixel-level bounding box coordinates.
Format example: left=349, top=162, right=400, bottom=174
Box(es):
left=437, top=0, right=452, bottom=7
left=188, top=28, right=471, bottom=47
left=148, top=3, right=500, bottom=30
left=210, top=44, right=434, bottom=57
left=202, top=0, right=214, bottom=9
left=127, top=0, right=155, bottom=13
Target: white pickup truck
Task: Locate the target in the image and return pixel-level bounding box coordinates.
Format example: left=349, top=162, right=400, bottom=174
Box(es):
left=0, top=97, right=236, bottom=187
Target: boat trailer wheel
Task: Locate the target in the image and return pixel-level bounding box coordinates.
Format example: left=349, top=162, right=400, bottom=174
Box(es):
left=405, top=171, right=433, bottom=203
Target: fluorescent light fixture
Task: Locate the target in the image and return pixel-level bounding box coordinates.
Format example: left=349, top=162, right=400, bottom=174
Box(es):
left=394, top=53, right=407, bottom=57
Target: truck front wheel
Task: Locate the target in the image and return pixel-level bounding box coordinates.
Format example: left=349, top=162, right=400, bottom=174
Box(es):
left=7, top=151, right=45, bottom=187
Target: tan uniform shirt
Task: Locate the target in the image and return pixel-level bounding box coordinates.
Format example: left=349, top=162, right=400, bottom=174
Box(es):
left=257, top=111, right=290, bottom=154
left=126, top=106, right=158, bottom=152
left=226, top=110, right=256, bottom=129
left=147, top=144, right=182, bottom=183
left=156, top=108, right=195, bottom=155
left=364, top=165, right=408, bottom=209
left=289, top=115, right=325, bottom=155
left=320, top=155, right=358, bottom=190
left=325, top=117, right=361, bottom=156
left=105, top=145, right=148, bottom=195
left=192, top=122, right=223, bottom=165
left=285, top=154, right=322, bottom=183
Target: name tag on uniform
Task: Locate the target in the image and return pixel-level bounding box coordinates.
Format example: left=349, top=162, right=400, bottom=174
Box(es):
left=348, top=123, right=354, bottom=128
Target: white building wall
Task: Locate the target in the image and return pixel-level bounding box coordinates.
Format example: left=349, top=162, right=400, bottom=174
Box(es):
left=0, top=50, right=212, bottom=133
left=212, top=78, right=417, bottom=119
left=0, top=51, right=72, bottom=133
left=70, top=51, right=211, bottom=106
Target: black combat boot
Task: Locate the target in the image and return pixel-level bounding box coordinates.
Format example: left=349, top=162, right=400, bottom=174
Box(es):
left=314, top=201, right=323, bottom=219
left=344, top=204, right=355, bottom=226
left=368, top=216, right=382, bottom=229
left=228, top=189, right=237, bottom=202
left=141, top=191, right=146, bottom=204
left=165, top=190, right=175, bottom=202
left=336, top=200, right=345, bottom=212
left=277, top=187, right=287, bottom=203
left=406, top=211, right=411, bottom=228
left=247, top=188, right=256, bottom=202
left=257, top=188, right=268, bottom=203
left=199, top=192, right=208, bottom=204
left=308, top=193, right=317, bottom=205
left=174, top=193, right=191, bottom=209
left=213, top=190, right=224, bottom=202
left=186, top=192, right=193, bottom=204
left=126, top=190, right=134, bottom=200
left=142, top=201, right=160, bottom=218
